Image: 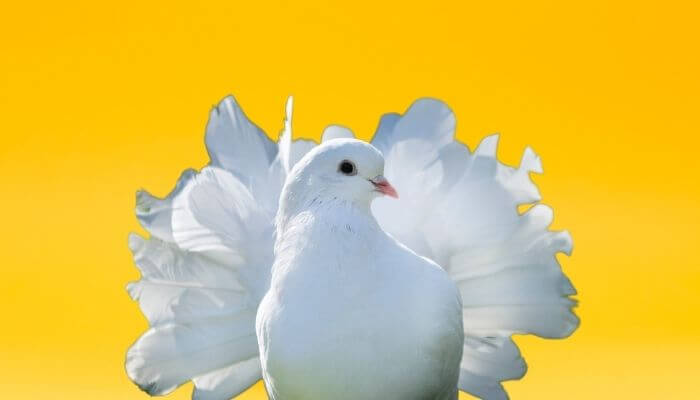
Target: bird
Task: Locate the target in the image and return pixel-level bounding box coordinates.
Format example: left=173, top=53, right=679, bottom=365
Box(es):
left=126, top=95, right=579, bottom=400
left=256, top=138, right=464, bottom=400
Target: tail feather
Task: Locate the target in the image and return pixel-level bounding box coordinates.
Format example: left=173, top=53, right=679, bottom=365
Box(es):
left=372, top=98, right=455, bottom=151
left=135, top=169, right=196, bottom=242
left=372, top=99, right=458, bottom=258
left=192, top=356, right=262, bottom=400
left=126, top=231, right=260, bottom=395
left=126, top=317, right=258, bottom=396
left=205, top=96, right=276, bottom=181
left=368, top=98, right=578, bottom=399
left=457, top=369, right=509, bottom=400
left=127, top=233, right=252, bottom=327
left=370, top=112, right=400, bottom=154
left=461, top=337, right=525, bottom=381
left=170, top=166, right=275, bottom=298
left=127, top=95, right=291, bottom=397
left=128, top=233, right=246, bottom=292
left=275, top=96, right=316, bottom=175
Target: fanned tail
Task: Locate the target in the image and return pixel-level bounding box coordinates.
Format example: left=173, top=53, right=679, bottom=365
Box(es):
left=127, top=96, right=307, bottom=399
left=371, top=98, right=579, bottom=400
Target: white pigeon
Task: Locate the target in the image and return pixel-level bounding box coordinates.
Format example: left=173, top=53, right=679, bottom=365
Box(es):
left=126, top=96, right=578, bottom=400
left=256, top=138, right=464, bottom=400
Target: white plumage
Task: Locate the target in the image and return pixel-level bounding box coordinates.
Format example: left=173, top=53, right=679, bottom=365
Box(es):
left=126, top=95, right=578, bottom=400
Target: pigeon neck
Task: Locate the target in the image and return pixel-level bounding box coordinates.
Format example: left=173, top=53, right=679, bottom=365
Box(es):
left=276, top=179, right=374, bottom=235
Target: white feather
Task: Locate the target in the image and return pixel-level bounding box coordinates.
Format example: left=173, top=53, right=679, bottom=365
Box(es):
left=126, top=317, right=258, bottom=396
left=192, top=357, right=262, bottom=400
left=127, top=234, right=248, bottom=326
left=275, top=96, right=316, bottom=175
left=171, top=166, right=273, bottom=278
left=205, top=96, right=276, bottom=180
left=135, top=169, right=196, bottom=242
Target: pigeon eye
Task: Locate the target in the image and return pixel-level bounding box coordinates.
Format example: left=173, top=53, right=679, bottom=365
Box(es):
left=338, top=160, right=357, bottom=176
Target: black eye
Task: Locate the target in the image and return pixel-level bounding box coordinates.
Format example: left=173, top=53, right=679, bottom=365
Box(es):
left=338, top=160, right=356, bottom=175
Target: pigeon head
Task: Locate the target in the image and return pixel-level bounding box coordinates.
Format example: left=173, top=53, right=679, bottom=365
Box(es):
left=281, top=138, right=398, bottom=216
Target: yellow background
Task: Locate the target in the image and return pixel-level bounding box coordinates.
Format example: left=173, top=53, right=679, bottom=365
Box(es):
left=1, top=1, right=698, bottom=398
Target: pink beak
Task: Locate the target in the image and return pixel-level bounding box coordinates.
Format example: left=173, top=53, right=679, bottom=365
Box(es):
left=371, top=175, right=399, bottom=198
